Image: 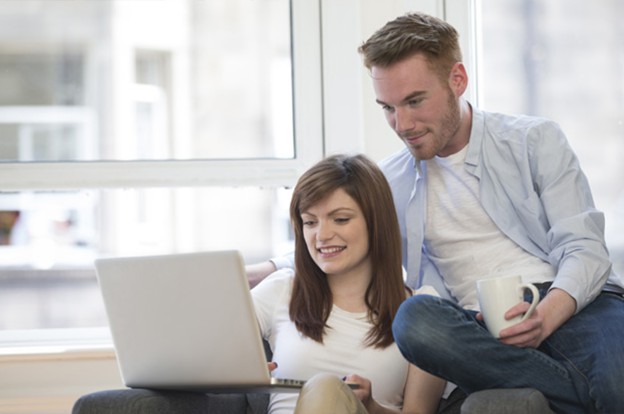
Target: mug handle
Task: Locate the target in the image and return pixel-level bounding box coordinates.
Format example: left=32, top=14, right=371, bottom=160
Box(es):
left=519, top=283, right=540, bottom=321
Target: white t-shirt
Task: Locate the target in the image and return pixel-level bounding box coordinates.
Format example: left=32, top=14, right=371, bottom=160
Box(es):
left=424, top=145, right=555, bottom=309
left=251, top=269, right=409, bottom=414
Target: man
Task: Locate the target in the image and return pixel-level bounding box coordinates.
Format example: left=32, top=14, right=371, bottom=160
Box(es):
left=249, top=11, right=624, bottom=414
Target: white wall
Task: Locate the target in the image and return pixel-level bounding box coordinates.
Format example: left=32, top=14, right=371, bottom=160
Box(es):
left=0, top=349, right=122, bottom=414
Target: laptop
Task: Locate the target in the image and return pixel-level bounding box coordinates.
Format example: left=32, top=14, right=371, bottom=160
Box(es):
left=95, top=250, right=305, bottom=393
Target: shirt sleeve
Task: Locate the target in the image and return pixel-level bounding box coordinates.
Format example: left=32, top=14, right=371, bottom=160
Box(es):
left=270, top=252, right=295, bottom=270
left=527, top=121, right=612, bottom=311
left=251, top=269, right=294, bottom=339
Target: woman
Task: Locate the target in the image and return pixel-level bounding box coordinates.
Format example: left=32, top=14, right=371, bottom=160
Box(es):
left=251, top=154, right=445, bottom=414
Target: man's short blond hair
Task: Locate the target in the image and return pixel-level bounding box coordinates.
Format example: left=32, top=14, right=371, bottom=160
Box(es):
left=358, top=12, right=462, bottom=82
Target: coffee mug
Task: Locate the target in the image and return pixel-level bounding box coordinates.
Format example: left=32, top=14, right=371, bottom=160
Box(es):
left=476, top=275, right=539, bottom=338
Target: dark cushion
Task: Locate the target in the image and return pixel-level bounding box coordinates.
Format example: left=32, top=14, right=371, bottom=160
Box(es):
left=72, top=388, right=268, bottom=414
left=72, top=339, right=274, bottom=414
left=461, top=388, right=554, bottom=414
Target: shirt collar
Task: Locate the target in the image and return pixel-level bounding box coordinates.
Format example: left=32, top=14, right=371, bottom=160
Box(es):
left=465, top=104, right=484, bottom=168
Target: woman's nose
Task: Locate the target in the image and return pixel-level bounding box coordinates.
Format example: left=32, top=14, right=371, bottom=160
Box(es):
left=316, top=221, right=334, bottom=242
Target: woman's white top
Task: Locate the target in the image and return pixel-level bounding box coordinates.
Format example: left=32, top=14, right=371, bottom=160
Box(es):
left=251, top=269, right=410, bottom=414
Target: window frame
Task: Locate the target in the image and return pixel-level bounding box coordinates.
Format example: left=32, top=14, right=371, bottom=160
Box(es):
left=0, top=0, right=324, bottom=191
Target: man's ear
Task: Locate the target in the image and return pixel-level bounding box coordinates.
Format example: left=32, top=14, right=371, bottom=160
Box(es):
left=448, top=62, right=468, bottom=97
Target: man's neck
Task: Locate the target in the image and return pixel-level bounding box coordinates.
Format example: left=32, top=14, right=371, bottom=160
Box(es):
left=451, top=99, right=473, bottom=155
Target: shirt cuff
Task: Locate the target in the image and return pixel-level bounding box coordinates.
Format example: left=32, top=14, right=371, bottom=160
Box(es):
left=270, top=253, right=294, bottom=270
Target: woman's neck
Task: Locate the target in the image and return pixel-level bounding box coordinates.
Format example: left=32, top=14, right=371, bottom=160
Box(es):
left=327, top=271, right=371, bottom=313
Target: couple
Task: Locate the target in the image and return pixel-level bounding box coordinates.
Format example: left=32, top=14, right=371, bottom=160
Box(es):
left=249, top=11, right=624, bottom=414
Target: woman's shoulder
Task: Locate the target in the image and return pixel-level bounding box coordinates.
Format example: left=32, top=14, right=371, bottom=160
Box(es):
left=266, top=268, right=295, bottom=284
left=252, top=268, right=294, bottom=294
left=251, top=269, right=295, bottom=317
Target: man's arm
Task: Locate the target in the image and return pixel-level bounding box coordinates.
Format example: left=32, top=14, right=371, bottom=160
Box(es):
left=532, top=123, right=612, bottom=310
left=247, top=252, right=296, bottom=288
left=246, top=261, right=277, bottom=288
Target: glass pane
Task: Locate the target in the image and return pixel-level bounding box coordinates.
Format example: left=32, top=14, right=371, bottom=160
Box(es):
left=0, top=0, right=294, bottom=162
left=0, top=187, right=294, bottom=330
left=480, top=0, right=624, bottom=275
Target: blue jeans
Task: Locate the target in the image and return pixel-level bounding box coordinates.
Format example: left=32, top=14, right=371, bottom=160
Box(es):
left=392, top=290, right=624, bottom=414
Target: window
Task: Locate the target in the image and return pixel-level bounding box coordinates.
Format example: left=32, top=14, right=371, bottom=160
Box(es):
left=478, top=0, right=624, bottom=275
left=0, top=0, right=322, bottom=333
left=10, top=0, right=620, bottom=340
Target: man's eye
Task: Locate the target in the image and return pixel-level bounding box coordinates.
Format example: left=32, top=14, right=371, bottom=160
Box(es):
left=381, top=105, right=394, bottom=113
left=408, top=98, right=423, bottom=107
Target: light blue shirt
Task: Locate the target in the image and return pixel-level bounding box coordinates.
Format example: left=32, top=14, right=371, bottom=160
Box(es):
left=380, top=106, right=624, bottom=312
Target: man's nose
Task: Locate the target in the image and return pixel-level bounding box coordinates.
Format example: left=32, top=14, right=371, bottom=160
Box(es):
left=393, top=107, right=414, bottom=134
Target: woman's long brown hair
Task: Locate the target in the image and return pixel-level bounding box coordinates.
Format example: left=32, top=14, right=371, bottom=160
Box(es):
left=289, top=154, right=406, bottom=348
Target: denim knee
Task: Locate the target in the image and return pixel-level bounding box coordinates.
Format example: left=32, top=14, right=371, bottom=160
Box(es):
left=392, top=294, right=448, bottom=365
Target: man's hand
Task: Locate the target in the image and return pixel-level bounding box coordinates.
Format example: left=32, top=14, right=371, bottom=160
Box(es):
left=496, top=301, right=544, bottom=347
left=496, top=288, right=577, bottom=348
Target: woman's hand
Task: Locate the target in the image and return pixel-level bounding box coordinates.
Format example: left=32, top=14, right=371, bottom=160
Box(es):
left=346, top=372, right=424, bottom=414
left=343, top=374, right=374, bottom=410
left=267, top=361, right=278, bottom=372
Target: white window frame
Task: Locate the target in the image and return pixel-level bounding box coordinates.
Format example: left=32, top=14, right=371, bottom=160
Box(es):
left=443, top=0, right=481, bottom=106
left=0, top=0, right=324, bottom=191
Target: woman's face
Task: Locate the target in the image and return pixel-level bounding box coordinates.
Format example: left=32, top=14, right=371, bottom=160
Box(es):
left=300, top=188, right=371, bottom=280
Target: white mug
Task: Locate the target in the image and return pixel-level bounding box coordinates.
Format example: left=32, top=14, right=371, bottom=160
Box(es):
left=476, top=275, right=540, bottom=338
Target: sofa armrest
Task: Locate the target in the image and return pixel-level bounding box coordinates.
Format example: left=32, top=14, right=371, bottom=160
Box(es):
left=461, top=388, right=554, bottom=414
left=72, top=388, right=268, bottom=414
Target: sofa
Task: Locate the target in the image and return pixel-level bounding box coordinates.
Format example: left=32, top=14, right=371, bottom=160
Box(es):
left=72, top=339, right=554, bottom=414
left=72, top=386, right=553, bottom=414
left=72, top=389, right=268, bottom=414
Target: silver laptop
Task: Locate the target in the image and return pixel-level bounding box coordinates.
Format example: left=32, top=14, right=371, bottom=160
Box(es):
left=95, top=250, right=304, bottom=393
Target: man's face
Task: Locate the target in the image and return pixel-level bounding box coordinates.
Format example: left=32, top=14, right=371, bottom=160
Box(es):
left=371, top=54, right=464, bottom=159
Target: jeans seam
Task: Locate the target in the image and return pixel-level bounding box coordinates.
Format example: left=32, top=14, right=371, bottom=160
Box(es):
left=543, top=340, right=588, bottom=382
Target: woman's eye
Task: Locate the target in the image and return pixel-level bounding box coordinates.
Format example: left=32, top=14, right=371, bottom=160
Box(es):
left=335, top=217, right=350, bottom=224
